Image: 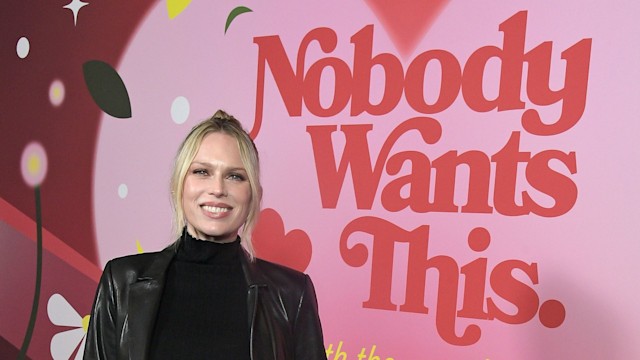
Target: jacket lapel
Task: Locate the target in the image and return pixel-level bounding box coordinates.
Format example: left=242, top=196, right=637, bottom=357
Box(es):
left=127, top=245, right=176, bottom=359
left=240, top=252, right=277, bottom=360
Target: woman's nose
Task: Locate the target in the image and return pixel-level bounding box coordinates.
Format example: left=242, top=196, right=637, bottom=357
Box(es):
left=208, top=176, right=227, bottom=197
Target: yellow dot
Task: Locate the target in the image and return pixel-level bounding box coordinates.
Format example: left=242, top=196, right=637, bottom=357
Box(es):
left=136, top=240, right=144, bottom=254
left=28, top=154, right=40, bottom=175
left=82, top=315, right=91, bottom=332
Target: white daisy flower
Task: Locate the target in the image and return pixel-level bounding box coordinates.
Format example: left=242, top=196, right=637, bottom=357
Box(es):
left=48, top=293, right=90, bottom=360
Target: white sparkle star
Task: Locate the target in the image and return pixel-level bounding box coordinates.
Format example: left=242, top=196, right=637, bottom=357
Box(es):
left=63, top=0, right=89, bottom=26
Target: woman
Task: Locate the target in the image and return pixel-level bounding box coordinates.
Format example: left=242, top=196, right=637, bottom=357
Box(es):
left=84, top=110, right=326, bottom=359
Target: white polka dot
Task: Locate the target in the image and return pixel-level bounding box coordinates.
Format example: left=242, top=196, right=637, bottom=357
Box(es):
left=171, top=96, right=190, bottom=124
left=17, top=37, right=30, bottom=59
left=49, top=79, right=65, bottom=107
left=118, top=184, right=128, bottom=199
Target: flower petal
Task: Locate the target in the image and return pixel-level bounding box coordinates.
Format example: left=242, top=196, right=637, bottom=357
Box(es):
left=48, top=293, right=81, bottom=327
left=51, top=328, right=84, bottom=360
left=73, top=336, right=87, bottom=360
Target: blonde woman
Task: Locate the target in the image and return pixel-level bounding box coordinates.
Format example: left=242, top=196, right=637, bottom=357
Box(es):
left=85, top=110, right=326, bottom=360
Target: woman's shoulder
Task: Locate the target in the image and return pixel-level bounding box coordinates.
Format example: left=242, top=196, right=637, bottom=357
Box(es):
left=253, top=256, right=305, bottom=274
left=249, top=258, right=321, bottom=313
left=250, top=257, right=311, bottom=287
left=103, top=244, right=176, bottom=279
left=107, top=251, right=162, bottom=267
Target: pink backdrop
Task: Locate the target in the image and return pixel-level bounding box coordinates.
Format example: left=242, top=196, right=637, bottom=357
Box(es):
left=2, top=0, right=639, bottom=358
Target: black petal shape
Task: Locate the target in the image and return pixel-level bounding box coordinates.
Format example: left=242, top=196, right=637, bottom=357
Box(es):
left=83, top=60, right=132, bottom=118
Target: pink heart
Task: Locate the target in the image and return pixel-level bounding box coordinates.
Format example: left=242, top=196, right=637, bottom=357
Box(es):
left=252, top=208, right=312, bottom=272
left=364, top=0, right=450, bottom=58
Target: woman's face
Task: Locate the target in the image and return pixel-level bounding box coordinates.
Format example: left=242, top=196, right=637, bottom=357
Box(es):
left=182, top=132, right=252, bottom=242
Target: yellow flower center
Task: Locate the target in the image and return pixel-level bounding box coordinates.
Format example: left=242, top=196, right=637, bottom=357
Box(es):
left=27, top=154, right=40, bottom=175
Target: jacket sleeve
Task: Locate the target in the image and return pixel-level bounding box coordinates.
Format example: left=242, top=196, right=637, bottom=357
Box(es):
left=84, top=261, right=118, bottom=360
left=293, top=275, right=327, bottom=360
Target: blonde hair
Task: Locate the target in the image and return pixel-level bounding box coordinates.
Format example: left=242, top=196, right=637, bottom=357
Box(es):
left=170, top=110, right=261, bottom=258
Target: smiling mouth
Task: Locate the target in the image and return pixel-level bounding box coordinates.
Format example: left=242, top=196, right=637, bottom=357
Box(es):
left=202, top=205, right=231, bottom=214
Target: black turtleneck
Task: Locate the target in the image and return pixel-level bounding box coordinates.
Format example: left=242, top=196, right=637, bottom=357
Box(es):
left=149, top=231, right=251, bottom=360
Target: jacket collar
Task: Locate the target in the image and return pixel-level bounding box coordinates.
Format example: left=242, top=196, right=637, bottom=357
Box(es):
left=127, top=245, right=176, bottom=360
left=239, top=248, right=266, bottom=287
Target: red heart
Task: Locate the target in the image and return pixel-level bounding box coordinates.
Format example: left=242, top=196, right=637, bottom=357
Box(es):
left=363, top=0, right=450, bottom=58
left=252, top=208, right=312, bottom=272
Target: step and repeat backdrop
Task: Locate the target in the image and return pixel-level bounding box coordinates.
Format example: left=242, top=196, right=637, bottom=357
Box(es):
left=2, top=1, right=639, bottom=358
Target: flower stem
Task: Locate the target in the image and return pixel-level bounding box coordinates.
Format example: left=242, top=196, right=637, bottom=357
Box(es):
left=18, top=186, right=42, bottom=360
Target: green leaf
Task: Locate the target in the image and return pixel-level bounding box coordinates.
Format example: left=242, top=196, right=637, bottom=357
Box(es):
left=225, top=6, right=253, bottom=34
left=83, top=60, right=132, bottom=118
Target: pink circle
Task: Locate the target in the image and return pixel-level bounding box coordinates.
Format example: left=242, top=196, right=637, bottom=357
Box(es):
left=49, top=79, right=65, bottom=107
left=539, top=299, right=566, bottom=328
left=21, top=142, right=48, bottom=187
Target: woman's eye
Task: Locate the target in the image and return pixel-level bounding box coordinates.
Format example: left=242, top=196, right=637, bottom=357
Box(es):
left=228, top=173, right=246, bottom=181
left=193, top=169, right=208, bottom=175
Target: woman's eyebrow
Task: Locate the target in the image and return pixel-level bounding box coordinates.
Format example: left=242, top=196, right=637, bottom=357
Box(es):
left=226, top=167, right=248, bottom=173
left=189, top=161, right=246, bottom=172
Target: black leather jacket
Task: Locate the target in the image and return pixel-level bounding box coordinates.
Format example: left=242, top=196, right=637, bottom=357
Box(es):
left=84, top=244, right=326, bottom=360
